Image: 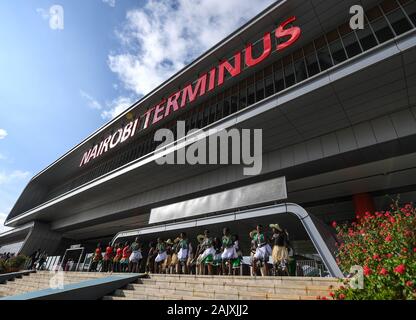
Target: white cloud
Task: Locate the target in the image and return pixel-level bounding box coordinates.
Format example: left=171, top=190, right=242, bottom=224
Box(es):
left=0, top=212, right=10, bottom=233
left=108, top=0, right=274, bottom=97
left=0, top=154, right=6, bottom=161
left=0, top=129, right=7, bottom=140
left=0, top=170, right=31, bottom=185
left=101, top=96, right=135, bottom=120
left=80, top=90, right=103, bottom=110
left=102, top=0, right=116, bottom=7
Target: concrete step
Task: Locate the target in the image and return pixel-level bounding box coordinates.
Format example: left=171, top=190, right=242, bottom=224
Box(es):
left=112, top=287, right=319, bottom=300
left=136, top=277, right=337, bottom=290
left=0, top=271, right=119, bottom=298
left=145, top=274, right=339, bottom=287
left=127, top=282, right=331, bottom=296
left=138, top=279, right=338, bottom=292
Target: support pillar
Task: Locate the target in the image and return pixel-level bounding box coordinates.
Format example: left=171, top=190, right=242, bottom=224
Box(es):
left=352, top=193, right=375, bottom=219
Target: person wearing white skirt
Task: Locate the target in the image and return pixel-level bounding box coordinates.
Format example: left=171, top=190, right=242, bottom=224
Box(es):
left=176, top=232, right=190, bottom=274
left=129, top=237, right=142, bottom=273
left=221, top=227, right=235, bottom=275
left=252, top=224, right=271, bottom=276
left=154, top=237, right=167, bottom=273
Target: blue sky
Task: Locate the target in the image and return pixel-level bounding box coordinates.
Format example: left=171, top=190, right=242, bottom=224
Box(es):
left=0, top=0, right=274, bottom=231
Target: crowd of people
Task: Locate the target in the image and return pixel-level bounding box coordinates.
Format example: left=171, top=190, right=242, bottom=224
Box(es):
left=28, top=249, right=48, bottom=270
left=0, top=252, right=15, bottom=261
left=89, top=223, right=291, bottom=276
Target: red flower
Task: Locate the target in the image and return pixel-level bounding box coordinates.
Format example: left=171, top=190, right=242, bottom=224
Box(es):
left=363, top=266, right=372, bottom=276
left=406, top=281, right=413, bottom=287
left=393, top=264, right=406, bottom=275
left=413, top=248, right=416, bottom=253
left=321, top=296, right=328, bottom=300
left=338, top=293, right=346, bottom=300
left=402, top=248, right=408, bottom=253
left=385, top=234, right=392, bottom=242
left=386, top=253, right=393, bottom=259
left=373, top=254, right=380, bottom=260
left=329, top=292, right=334, bottom=297
left=379, top=268, right=388, bottom=276
left=389, top=217, right=395, bottom=224
left=332, top=221, right=337, bottom=228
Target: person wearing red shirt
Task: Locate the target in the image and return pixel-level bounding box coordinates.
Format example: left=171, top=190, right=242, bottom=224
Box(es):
left=120, top=241, right=131, bottom=272
left=89, top=243, right=102, bottom=272
left=102, top=242, right=113, bottom=272
left=113, top=243, right=123, bottom=273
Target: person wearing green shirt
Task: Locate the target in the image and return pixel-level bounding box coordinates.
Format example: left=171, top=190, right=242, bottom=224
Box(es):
left=221, top=227, right=236, bottom=275
left=199, top=229, right=216, bottom=275
left=252, top=224, right=272, bottom=276
left=129, top=237, right=142, bottom=273
left=177, top=232, right=189, bottom=274
left=154, top=237, right=167, bottom=273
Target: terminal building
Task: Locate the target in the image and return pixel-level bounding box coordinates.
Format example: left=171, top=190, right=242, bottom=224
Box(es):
left=1, top=0, right=415, bottom=276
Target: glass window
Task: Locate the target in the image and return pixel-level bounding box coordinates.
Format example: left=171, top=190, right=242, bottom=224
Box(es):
left=371, top=16, right=395, bottom=43
left=255, top=72, right=265, bottom=102
left=283, top=56, right=295, bottom=87
left=327, top=30, right=347, bottom=64
left=342, top=32, right=362, bottom=58
left=247, top=76, right=255, bottom=105
left=381, top=0, right=399, bottom=13
left=356, top=20, right=379, bottom=50
left=239, top=81, right=247, bottom=110
left=294, top=57, right=307, bottom=82
left=314, top=36, right=333, bottom=71
left=386, top=8, right=413, bottom=34
left=274, top=61, right=285, bottom=91
left=265, top=75, right=274, bottom=97
left=209, top=102, right=216, bottom=124
left=247, top=84, right=255, bottom=105
left=402, top=1, right=416, bottom=25
left=231, top=85, right=238, bottom=114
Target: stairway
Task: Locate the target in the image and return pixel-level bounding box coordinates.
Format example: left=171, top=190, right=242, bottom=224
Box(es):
left=103, top=274, right=341, bottom=300
left=0, top=271, right=115, bottom=298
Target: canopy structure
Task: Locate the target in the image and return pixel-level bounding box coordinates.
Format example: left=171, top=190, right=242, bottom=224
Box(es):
left=112, top=202, right=343, bottom=278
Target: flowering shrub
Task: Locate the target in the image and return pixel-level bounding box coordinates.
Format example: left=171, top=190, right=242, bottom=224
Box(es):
left=330, top=201, right=416, bottom=300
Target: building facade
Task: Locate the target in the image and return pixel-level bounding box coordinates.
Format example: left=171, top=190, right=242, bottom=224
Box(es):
left=1, top=0, right=416, bottom=270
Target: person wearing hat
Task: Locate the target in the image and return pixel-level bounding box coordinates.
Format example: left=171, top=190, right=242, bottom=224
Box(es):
left=270, top=223, right=289, bottom=274
left=252, top=224, right=272, bottom=276
left=199, top=229, right=216, bottom=275
left=176, top=232, right=190, bottom=274
left=154, top=237, right=167, bottom=273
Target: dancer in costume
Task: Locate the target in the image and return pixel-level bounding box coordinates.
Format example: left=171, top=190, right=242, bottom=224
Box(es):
left=253, top=224, right=272, bottom=276
left=154, top=237, right=167, bottom=273
left=129, top=237, right=142, bottom=273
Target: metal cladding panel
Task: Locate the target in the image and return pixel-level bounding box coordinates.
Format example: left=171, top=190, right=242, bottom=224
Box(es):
left=149, top=177, right=287, bottom=224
